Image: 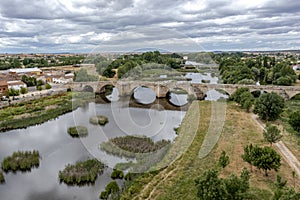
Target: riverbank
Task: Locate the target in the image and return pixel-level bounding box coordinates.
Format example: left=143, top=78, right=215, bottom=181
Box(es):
left=0, top=92, right=89, bottom=132
left=120, top=101, right=299, bottom=200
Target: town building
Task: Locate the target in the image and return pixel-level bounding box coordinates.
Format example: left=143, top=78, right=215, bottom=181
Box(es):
left=7, top=80, right=27, bottom=90
left=0, top=81, right=8, bottom=97
left=8, top=67, right=42, bottom=76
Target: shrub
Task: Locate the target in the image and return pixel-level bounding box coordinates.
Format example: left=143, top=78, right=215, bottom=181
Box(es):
left=67, top=126, right=88, bottom=137
left=289, top=111, right=300, bottom=133
left=45, top=83, right=52, bottom=90
left=0, top=171, right=5, bottom=183
left=1, top=150, right=40, bottom=172
left=89, top=115, right=109, bottom=126
left=59, top=159, right=105, bottom=185
left=111, top=169, right=124, bottom=179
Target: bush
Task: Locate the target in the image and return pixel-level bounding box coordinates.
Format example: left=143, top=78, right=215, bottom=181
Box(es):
left=37, top=85, right=43, bottom=91
left=105, top=181, right=119, bottom=194
left=67, top=126, right=88, bottom=137
left=45, top=83, right=52, bottom=90
left=0, top=171, right=5, bottom=183
left=1, top=150, right=40, bottom=172
left=89, top=115, right=109, bottom=126
left=100, top=190, right=109, bottom=199
left=59, top=159, right=105, bottom=185
left=111, top=169, right=124, bottom=179
left=289, top=111, right=300, bottom=133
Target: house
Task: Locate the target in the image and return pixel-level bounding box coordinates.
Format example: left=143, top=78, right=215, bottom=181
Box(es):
left=7, top=80, right=27, bottom=90
left=0, top=81, right=8, bottom=97
left=292, top=65, right=300, bottom=71
left=8, top=67, right=42, bottom=76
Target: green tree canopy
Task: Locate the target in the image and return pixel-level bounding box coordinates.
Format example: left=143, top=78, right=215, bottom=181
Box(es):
left=263, top=123, right=282, bottom=146
left=254, top=92, right=285, bottom=121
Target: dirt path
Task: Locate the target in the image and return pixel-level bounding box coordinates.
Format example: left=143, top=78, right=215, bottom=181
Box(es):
left=251, top=114, right=300, bottom=177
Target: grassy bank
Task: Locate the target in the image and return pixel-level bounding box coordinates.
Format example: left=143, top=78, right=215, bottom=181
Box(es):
left=0, top=92, right=88, bottom=132
left=120, top=101, right=299, bottom=200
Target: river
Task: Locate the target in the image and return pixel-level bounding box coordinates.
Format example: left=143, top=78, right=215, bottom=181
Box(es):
left=0, top=72, right=227, bottom=200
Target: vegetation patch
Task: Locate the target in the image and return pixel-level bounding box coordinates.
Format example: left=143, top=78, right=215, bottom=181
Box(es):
left=67, top=126, right=88, bottom=137
left=89, top=115, right=109, bottom=126
left=0, top=92, right=85, bottom=132
left=58, top=159, right=105, bottom=185
left=1, top=150, right=40, bottom=172
left=100, top=135, right=170, bottom=158
left=0, top=171, right=5, bottom=183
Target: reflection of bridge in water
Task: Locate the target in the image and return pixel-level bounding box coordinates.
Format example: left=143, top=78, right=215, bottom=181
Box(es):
left=67, top=81, right=300, bottom=100
left=95, top=95, right=190, bottom=111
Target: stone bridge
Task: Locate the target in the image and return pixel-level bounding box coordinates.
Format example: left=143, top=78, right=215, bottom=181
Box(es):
left=66, top=81, right=300, bottom=100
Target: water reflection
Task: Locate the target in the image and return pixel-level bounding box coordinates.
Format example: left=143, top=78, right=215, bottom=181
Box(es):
left=0, top=97, right=184, bottom=200
left=133, top=86, right=156, bottom=104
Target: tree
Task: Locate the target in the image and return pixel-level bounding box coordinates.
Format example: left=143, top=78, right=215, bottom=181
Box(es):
left=37, top=85, right=43, bottom=91
left=240, top=91, right=255, bottom=112
left=230, top=87, right=250, bottom=104
left=219, top=150, right=229, bottom=168
left=8, top=88, right=20, bottom=98
left=111, top=169, right=124, bottom=179
left=289, top=111, right=300, bottom=133
left=195, top=169, right=251, bottom=200
left=45, top=83, right=52, bottom=90
left=254, top=146, right=281, bottom=176
left=254, top=92, right=285, bottom=121
left=263, top=123, right=282, bottom=146
left=194, top=169, right=227, bottom=200
left=242, top=144, right=256, bottom=172
left=20, top=87, right=28, bottom=94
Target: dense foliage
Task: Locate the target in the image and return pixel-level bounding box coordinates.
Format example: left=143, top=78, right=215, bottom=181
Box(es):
left=111, top=169, right=124, bottom=179
left=242, top=144, right=281, bottom=176
left=288, top=111, right=300, bottom=133
left=254, top=92, right=285, bottom=121
left=67, top=126, right=88, bottom=137
left=230, top=87, right=255, bottom=112
left=1, top=150, right=40, bottom=172
left=59, top=159, right=105, bottom=185
left=218, top=53, right=297, bottom=85
left=195, top=168, right=250, bottom=200
left=89, top=115, right=109, bottom=126
left=74, top=68, right=99, bottom=82
left=98, top=51, right=183, bottom=78
left=100, top=181, right=120, bottom=199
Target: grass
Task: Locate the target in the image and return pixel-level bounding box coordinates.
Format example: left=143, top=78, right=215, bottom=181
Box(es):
left=58, top=159, right=105, bottom=185
left=120, top=101, right=299, bottom=200
left=1, top=150, right=40, bottom=172
left=67, top=126, right=88, bottom=137
left=0, top=92, right=86, bottom=132
left=100, top=136, right=170, bottom=158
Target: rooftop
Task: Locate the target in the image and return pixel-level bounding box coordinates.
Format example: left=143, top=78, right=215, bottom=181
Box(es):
left=9, top=68, right=42, bottom=73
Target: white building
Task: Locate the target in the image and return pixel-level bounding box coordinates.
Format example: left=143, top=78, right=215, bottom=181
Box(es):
left=7, top=80, right=27, bottom=90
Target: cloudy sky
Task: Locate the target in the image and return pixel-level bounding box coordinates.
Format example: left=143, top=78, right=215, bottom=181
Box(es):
left=0, top=0, right=300, bottom=53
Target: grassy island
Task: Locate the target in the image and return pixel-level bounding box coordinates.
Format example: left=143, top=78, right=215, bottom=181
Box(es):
left=67, top=126, right=88, bottom=137
left=0, top=92, right=87, bottom=132
left=0, top=171, right=5, bottom=183
left=58, top=159, right=105, bottom=185
left=100, top=135, right=170, bottom=158
left=1, top=150, right=40, bottom=172
left=89, top=115, right=109, bottom=126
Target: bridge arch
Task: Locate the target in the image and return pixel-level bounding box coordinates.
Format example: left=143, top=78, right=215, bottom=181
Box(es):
left=131, top=86, right=156, bottom=105
left=83, top=85, right=94, bottom=92
left=99, top=84, right=120, bottom=102
left=166, top=87, right=189, bottom=107
left=290, top=93, right=300, bottom=100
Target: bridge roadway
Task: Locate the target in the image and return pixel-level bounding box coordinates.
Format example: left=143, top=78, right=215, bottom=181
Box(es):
left=67, top=80, right=300, bottom=100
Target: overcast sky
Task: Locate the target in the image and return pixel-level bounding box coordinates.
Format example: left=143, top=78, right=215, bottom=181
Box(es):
left=0, top=0, right=300, bottom=53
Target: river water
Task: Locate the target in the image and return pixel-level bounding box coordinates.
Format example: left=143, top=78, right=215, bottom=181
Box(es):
left=0, top=72, right=227, bottom=200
